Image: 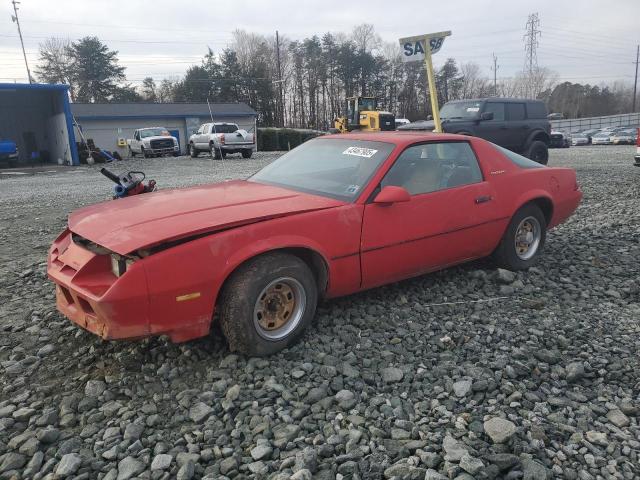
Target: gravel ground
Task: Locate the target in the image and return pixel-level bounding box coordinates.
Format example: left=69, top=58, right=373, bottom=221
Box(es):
left=0, top=145, right=639, bottom=480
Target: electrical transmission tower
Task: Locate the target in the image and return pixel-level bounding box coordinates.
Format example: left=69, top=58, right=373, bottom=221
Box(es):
left=523, top=13, right=541, bottom=98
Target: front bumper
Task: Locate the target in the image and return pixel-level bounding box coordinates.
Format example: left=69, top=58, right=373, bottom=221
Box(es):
left=48, top=230, right=151, bottom=340
left=150, top=146, right=179, bottom=154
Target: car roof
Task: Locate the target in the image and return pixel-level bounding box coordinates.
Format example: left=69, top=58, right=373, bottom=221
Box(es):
left=321, top=131, right=471, bottom=146
left=445, top=97, right=543, bottom=104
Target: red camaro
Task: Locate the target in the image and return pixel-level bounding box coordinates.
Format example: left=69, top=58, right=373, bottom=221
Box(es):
left=48, top=132, right=581, bottom=355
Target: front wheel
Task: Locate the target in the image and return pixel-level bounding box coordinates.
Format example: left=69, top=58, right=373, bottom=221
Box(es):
left=525, top=140, right=549, bottom=165
left=189, top=144, right=198, bottom=158
left=218, top=252, right=317, bottom=356
left=492, top=204, right=546, bottom=270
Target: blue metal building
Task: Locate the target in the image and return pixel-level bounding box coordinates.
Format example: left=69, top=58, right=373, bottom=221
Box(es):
left=0, top=83, right=79, bottom=165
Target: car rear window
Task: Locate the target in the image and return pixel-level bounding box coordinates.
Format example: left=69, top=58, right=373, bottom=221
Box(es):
left=494, top=145, right=544, bottom=169
left=526, top=102, right=548, bottom=119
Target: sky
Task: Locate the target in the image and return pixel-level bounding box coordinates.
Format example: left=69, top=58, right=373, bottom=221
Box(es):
left=1, top=0, right=638, bottom=87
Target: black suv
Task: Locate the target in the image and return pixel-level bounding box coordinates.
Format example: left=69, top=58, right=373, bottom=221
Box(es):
left=399, top=98, right=551, bottom=164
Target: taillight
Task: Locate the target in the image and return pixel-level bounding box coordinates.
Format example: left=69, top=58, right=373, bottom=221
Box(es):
left=636, top=128, right=640, bottom=147
left=219, top=134, right=225, bottom=145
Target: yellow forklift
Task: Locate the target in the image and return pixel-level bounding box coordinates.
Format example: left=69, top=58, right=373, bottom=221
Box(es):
left=332, top=96, right=396, bottom=133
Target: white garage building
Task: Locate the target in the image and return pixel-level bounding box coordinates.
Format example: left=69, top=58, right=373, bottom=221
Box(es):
left=70, top=102, right=257, bottom=156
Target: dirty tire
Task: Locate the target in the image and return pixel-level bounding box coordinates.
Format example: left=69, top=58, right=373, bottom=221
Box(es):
left=493, top=203, right=547, bottom=271
left=242, top=149, right=252, bottom=159
left=189, top=144, right=198, bottom=158
left=525, top=140, right=549, bottom=165
left=218, top=252, right=317, bottom=356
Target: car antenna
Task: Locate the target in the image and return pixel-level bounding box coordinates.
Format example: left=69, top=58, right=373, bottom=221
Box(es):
left=207, top=98, right=226, bottom=171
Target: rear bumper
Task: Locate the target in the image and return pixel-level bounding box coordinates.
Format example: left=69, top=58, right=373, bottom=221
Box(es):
left=221, top=144, right=254, bottom=152
left=634, top=154, right=640, bottom=167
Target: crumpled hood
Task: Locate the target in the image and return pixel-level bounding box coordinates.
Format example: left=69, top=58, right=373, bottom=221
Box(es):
left=68, top=180, right=344, bottom=255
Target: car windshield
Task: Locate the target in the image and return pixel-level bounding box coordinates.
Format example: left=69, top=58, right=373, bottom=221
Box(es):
left=594, top=132, right=610, bottom=138
left=250, top=138, right=395, bottom=201
left=574, top=133, right=587, bottom=138
left=213, top=124, right=238, bottom=133
left=440, top=101, right=482, bottom=120
left=140, top=128, right=169, bottom=138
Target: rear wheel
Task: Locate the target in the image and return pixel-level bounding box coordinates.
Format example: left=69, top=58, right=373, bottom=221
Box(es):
left=525, top=140, right=549, bottom=165
left=141, top=147, right=150, bottom=158
left=493, top=204, right=546, bottom=270
left=218, top=252, right=317, bottom=356
left=189, top=144, right=198, bottom=158
left=211, top=144, right=225, bottom=160
left=242, top=149, right=253, bottom=159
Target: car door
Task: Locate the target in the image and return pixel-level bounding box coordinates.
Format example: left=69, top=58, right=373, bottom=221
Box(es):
left=360, top=141, right=501, bottom=289
left=194, top=125, right=206, bottom=149
left=475, top=102, right=508, bottom=145
left=132, top=131, right=141, bottom=153
left=504, top=102, right=528, bottom=149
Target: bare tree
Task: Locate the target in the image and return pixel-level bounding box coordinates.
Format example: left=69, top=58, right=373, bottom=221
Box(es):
left=351, top=23, right=381, bottom=54
left=36, top=38, right=76, bottom=100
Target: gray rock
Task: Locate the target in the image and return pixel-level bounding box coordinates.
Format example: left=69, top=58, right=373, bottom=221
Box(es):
left=443, top=434, right=467, bottom=462
left=23, top=451, right=44, bottom=477
left=460, top=453, right=484, bottom=475
left=484, top=417, right=517, bottom=443
left=85, top=379, right=106, bottom=397
left=585, top=431, right=608, bottom=447
left=55, top=453, right=82, bottom=477
left=335, top=389, right=357, bottom=409
left=225, top=384, right=240, bottom=401
left=123, top=422, right=144, bottom=440
left=566, top=362, right=585, bottom=382
left=497, top=268, right=516, bottom=284
left=306, top=386, right=327, bottom=403
left=189, top=402, right=213, bottom=423
left=0, top=452, right=26, bottom=473
left=383, top=462, right=425, bottom=479
left=117, top=456, right=145, bottom=480
left=425, top=469, right=448, bottom=480
left=522, top=457, right=549, bottom=480
left=177, top=460, right=195, bottom=480
left=485, top=453, right=519, bottom=471
left=219, top=456, right=238, bottom=475
left=151, top=454, right=173, bottom=470
left=381, top=367, right=404, bottom=383
left=606, top=409, right=630, bottom=427
left=453, top=379, right=473, bottom=397
left=250, top=444, right=273, bottom=461
left=290, top=469, right=312, bottom=480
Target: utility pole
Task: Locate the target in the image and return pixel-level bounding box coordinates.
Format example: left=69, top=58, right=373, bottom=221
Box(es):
left=491, top=53, right=499, bottom=96
left=275, top=30, right=284, bottom=127
left=633, top=44, right=639, bottom=113
left=523, top=13, right=541, bottom=98
left=11, top=0, right=32, bottom=84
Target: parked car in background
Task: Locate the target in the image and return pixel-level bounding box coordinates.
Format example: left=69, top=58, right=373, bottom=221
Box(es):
left=398, top=98, right=551, bottom=164
left=394, top=118, right=411, bottom=128
left=571, top=132, right=590, bottom=146
left=611, top=129, right=637, bottom=145
left=47, top=132, right=581, bottom=355
left=189, top=123, right=255, bottom=159
left=550, top=130, right=571, bottom=148
left=634, top=128, right=640, bottom=166
left=0, top=137, right=18, bottom=166
left=591, top=132, right=613, bottom=145
left=128, top=127, right=179, bottom=158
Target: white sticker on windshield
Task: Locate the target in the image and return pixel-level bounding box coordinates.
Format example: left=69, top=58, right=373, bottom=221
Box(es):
left=343, top=146, right=378, bottom=158
left=346, top=185, right=360, bottom=194
left=466, top=107, right=480, bottom=112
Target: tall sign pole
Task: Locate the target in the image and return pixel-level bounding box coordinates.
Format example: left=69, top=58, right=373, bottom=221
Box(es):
left=399, top=31, right=451, bottom=133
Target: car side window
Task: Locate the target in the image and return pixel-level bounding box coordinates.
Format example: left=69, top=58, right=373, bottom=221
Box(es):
left=506, top=103, right=526, bottom=121
left=381, top=142, right=483, bottom=196
left=483, top=102, right=505, bottom=121
left=134, top=131, right=139, bottom=140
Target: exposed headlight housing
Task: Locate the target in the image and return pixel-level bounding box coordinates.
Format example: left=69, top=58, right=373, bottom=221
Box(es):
left=110, top=254, right=135, bottom=277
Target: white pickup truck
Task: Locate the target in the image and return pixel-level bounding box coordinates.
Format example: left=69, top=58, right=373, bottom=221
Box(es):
left=188, top=123, right=255, bottom=159
left=128, top=127, right=179, bottom=158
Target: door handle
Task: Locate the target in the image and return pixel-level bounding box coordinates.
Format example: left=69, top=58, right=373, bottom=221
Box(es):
left=475, top=195, right=492, bottom=204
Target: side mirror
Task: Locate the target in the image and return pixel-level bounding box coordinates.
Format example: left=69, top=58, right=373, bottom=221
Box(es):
left=373, top=186, right=411, bottom=205
left=480, top=111, right=494, bottom=121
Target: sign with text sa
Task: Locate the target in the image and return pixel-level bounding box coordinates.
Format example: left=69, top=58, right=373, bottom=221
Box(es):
left=399, top=31, right=452, bottom=63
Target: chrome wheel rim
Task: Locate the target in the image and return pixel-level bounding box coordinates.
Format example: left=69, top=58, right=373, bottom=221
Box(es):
left=514, top=216, right=541, bottom=260
left=253, top=277, right=306, bottom=341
